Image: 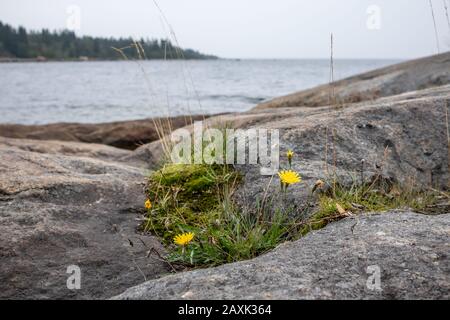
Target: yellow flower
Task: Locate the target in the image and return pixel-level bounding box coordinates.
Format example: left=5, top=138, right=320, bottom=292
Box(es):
left=287, top=150, right=294, bottom=160
left=278, top=170, right=301, bottom=186
left=145, top=199, right=152, bottom=210
left=174, top=232, right=195, bottom=246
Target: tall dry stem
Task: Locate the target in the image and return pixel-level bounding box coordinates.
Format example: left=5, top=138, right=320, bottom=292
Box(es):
left=429, top=0, right=441, bottom=53
left=324, top=126, right=330, bottom=176
left=331, top=128, right=337, bottom=196
left=446, top=100, right=450, bottom=188
left=443, top=0, right=450, bottom=30
left=329, top=33, right=336, bottom=108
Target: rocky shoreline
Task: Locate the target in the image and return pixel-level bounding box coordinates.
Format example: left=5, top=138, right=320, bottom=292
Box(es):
left=0, top=114, right=209, bottom=150
left=0, top=52, right=449, bottom=299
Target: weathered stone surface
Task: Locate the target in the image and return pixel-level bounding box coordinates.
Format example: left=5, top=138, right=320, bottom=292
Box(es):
left=1, top=54, right=449, bottom=300
left=122, top=139, right=167, bottom=170
left=113, top=211, right=450, bottom=300
left=0, top=144, right=170, bottom=299
left=234, top=86, right=449, bottom=215
left=255, top=52, right=450, bottom=110
left=0, top=136, right=132, bottom=163
left=0, top=114, right=209, bottom=150
left=117, top=75, right=450, bottom=302
left=130, top=85, right=450, bottom=214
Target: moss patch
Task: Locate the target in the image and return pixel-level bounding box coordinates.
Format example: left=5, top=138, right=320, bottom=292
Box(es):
left=144, top=163, right=240, bottom=244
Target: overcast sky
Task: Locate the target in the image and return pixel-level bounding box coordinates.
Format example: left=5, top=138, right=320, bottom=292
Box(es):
left=1, top=0, right=449, bottom=59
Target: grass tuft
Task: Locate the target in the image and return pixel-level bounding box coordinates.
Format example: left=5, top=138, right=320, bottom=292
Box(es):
left=142, top=152, right=447, bottom=269
left=143, top=163, right=303, bottom=267
left=300, top=177, right=445, bottom=236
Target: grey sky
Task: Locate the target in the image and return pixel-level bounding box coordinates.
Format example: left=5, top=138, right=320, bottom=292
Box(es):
left=1, top=0, right=449, bottom=59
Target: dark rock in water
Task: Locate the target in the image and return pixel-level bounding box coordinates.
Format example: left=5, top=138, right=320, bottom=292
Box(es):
left=0, top=143, right=170, bottom=299
left=113, top=211, right=450, bottom=300
left=254, top=52, right=450, bottom=110
left=0, top=114, right=209, bottom=150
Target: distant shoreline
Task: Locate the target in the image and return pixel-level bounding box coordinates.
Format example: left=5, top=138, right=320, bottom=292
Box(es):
left=0, top=57, right=404, bottom=63
left=0, top=57, right=220, bottom=63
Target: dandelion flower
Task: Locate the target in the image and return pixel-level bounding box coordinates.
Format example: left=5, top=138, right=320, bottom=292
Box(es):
left=278, top=170, right=301, bottom=186
left=287, top=150, right=294, bottom=160
left=287, top=150, right=294, bottom=167
left=174, top=232, right=195, bottom=246
left=145, top=199, right=152, bottom=210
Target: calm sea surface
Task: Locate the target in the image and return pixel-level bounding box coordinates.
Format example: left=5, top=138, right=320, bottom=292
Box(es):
left=0, top=59, right=399, bottom=124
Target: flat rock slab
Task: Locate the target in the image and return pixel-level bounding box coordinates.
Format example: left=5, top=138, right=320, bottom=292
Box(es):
left=0, top=136, right=132, bottom=163
left=0, top=143, right=170, bottom=299
left=0, top=115, right=209, bottom=150
left=114, top=211, right=450, bottom=300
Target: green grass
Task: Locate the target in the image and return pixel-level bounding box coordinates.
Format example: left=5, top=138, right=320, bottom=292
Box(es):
left=168, top=204, right=298, bottom=266
left=300, top=178, right=443, bottom=236
left=143, top=161, right=445, bottom=268
left=325, top=179, right=440, bottom=212
left=144, top=163, right=301, bottom=267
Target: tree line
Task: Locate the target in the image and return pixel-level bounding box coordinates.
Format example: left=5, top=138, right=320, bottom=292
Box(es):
left=0, top=21, right=217, bottom=60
